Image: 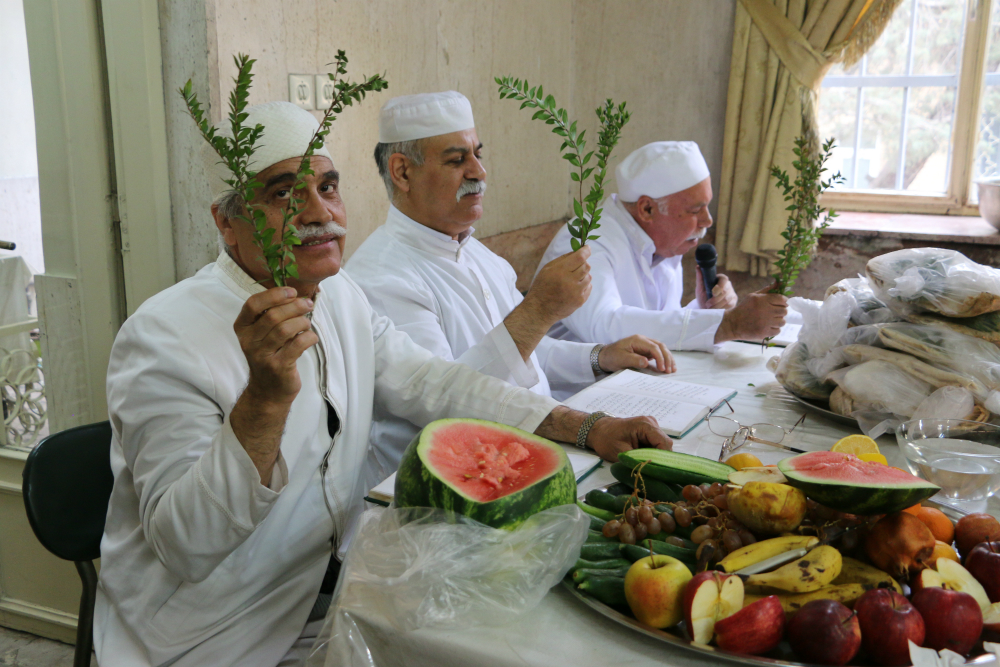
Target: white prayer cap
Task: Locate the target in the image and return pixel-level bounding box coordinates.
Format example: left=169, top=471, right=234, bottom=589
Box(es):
left=205, top=101, right=333, bottom=197
left=616, top=141, right=710, bottom=202
left=378, top=91, right=475, bottom=143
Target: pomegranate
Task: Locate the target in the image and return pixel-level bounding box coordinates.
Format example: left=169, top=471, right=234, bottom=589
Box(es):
left=865, top=512, right=935, bottom=580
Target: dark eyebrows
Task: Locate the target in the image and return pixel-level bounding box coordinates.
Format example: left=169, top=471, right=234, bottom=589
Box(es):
left=322, top=170, right=340, bottom=183
left=263, top=172, right=296, bottom=190
left=441, top=143, right=484, bottom=157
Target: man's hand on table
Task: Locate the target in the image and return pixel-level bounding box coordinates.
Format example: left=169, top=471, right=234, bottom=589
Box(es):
left=598, top=334, right=677, bottom=374
left=587, top=415, right=672, bottom=462
left=715, top=286, right=788, bottom=343
left=230, top=287, right=318, bottom=484
left=534, top=407, right=672, bottom=463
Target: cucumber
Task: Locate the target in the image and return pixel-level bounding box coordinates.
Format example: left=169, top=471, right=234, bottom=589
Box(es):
left=572, top=557, right=631, bottom=571
left=572, top=565, right=629, bottom=583
left=619, top=450, right=735, bottom=486
left=638, top=538, right=696, bottom=560
left=605, top=482, right=633, bottom=496
left=584, top=490, right=620, bottom=514
left=580, top=542, right=622, bottom=561
left=610, top=462, right=683, bottom=502
left=619, top=543, right=696, bottom=566
left=587, top=514, right=607, bottom=532
left=576, top=500, right=615, bottom=522
left=586, top=530, right=616, bottom=544
left=577, top=576, right=627, bottom=607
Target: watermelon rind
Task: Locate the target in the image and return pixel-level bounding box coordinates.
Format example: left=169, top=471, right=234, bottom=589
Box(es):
left=777, top=452, right=940, bottom=516
left=393, top=418, right=576, bottom=530
left=618, top=449, right=735, bottom=486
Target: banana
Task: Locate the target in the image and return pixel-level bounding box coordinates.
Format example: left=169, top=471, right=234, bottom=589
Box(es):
left=744, top=583, right=867, bottom=619
left=718, top=535, right=820, bottom=573
left=744, top=545, right=842, bottom=593
left=833, top=557, right=902, bottom=594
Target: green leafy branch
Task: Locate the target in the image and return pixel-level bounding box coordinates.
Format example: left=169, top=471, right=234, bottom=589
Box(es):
left=769, top=136, right=844, bottom=297
left=496, top=77, right=630, bottom=251
left=180, top=52, right=388, bottom=288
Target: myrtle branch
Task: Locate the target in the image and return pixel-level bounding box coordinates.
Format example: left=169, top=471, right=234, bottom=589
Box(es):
left=496, top=76, right=630, bottom=250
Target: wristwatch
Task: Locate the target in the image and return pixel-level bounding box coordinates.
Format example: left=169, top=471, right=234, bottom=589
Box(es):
left=590, top=344, right=605, bottom=375
left=576, top=411, right=612, bottom=450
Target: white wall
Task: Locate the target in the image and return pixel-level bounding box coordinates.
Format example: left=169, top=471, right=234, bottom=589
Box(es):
left=0, top=0, right=43, bottom=272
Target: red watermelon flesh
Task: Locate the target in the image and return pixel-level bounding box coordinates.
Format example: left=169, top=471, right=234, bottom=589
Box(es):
left=784, top=451, right=926, bottom=484
left=778, top=450, right=939, bottom=515
left=423, top=421, right=563, bottom=502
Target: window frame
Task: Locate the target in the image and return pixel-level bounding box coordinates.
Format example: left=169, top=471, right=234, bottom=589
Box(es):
left=821, top=0, right=993, bottom=217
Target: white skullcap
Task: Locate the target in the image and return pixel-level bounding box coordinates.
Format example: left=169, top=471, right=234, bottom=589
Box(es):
left=378, top=91, right=475, bottom=143
left=204, top=101, right=333, bottom=197
left=616, top=141, right=710, bottom=202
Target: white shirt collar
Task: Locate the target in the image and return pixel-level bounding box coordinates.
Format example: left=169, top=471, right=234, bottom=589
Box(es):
left=611, top=194, right=661, bottom=266
left=384, top=204, right=475, bottom=262
left=215, top=249, right=266, bottom=299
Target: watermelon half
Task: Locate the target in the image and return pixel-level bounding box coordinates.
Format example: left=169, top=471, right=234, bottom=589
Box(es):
left=777, top=451, right=940, bottom=515
left=393, top=418, right=576, bottom=530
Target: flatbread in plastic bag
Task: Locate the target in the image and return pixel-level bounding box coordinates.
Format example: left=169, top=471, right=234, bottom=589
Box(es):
left=907, top=310, right=1000, bottom=345
left=769, top=341, right=835, bottom=401
left=825, top=360, right=934, bottom=418
left=866, top=248, right=1000, bottom=318
left=825, top=276, right=899, bottom=325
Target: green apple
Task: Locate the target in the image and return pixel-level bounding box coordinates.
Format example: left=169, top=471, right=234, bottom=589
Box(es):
left=624, top=555, right=693, bottom=628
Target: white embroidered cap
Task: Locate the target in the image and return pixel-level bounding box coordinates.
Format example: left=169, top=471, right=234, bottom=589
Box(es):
left=378, top=91, right=475, bottom=143
left=616, top=141, right=710, bottom=202
left=204, top=101, right=333, bottom=197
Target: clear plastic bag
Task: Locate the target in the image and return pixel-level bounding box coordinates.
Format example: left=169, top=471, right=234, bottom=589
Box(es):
left=768, top=341, right=834, bottom=401
left=911, top=386, right=976, bottom=421
left=825, top=275, right=899, bottom=325
left=790, top=291, right=854, bottom=359
left=307, top=504, right=590, bottom=667
left=825, top=360, right=934, bottom=418
left=866, top=248, right=1000, bottom=318
left=879, top=322, right=1000, bottom=398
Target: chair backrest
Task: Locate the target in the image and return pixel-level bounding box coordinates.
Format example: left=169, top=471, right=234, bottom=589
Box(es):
left=22, top=421, right=114, bottom=562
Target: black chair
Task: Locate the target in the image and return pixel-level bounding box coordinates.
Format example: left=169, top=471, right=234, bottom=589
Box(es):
left=22, top=421, right=114, bottom=667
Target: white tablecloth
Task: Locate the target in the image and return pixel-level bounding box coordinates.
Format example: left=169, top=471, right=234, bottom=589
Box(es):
left=315, top=342, right=999, bottom=667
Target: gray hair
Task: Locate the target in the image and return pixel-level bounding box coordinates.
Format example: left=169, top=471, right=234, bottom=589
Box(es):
left=214, top=190, right=245, bottom=254
left=374, top=140, right=425, bottom=200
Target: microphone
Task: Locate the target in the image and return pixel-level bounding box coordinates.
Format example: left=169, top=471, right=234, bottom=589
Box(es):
left=0, top=241, right=14, bottom=251
left=695, top=243, right=718, bottom=296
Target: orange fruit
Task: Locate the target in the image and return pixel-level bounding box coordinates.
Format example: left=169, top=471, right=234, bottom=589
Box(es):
left=915, top=507, right=954, bottom=544
left=927, top=540, right=960, bottom=567
left=902, top=504, right=923, bottom=515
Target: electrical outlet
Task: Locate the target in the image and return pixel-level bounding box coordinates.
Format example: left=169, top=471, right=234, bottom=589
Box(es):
left=315, top=74, right=335, bottom=109
left=288, top=74, right=315, bottom=110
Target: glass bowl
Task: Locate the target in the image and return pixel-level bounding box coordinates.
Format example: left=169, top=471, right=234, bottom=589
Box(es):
left=895, top=419, right=1000, bottom=503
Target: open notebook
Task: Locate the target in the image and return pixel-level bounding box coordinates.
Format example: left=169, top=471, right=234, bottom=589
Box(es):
left=365, top=445, right=602, bottom=506
left=562, top=369, right=737, bottom=438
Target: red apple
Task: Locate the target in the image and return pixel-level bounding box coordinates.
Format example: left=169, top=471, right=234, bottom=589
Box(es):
left=714, top=595, right=785, bottom=655
left=965, top=541, right=1000, bottom=603
left=624, top=555, right=693, bottom=629
left=855, top=589, right=925, bottom=666
left=955, top=513, right=1000, bottom=558
left=786, top=599, right=861, bottom=666
left=911, top=586, right=983, bottom=655
left=683, top=571, right=744, bottom=644
left=983, top=602, right=1000, bottom=635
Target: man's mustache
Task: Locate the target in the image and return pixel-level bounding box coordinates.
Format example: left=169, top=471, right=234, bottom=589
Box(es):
left=456, top=179, right=487, bottom=202
left=297, top=222, right=347, bottom=239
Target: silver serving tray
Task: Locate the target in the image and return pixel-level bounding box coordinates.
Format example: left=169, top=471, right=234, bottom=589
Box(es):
left=786, top=392, right=859, bottom=428
left=562, top=579, right=997, bottom=667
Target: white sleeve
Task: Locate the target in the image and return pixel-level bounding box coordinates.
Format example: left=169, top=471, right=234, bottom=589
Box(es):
left=107, top=314, right=282, bottom=584
left=369, top=308, right=560, bottom=433
left=559, top=252, right=723, bottom=352
left=359, top=272, right=539, bottom=388
left=534, top=335, right=595, bottom=386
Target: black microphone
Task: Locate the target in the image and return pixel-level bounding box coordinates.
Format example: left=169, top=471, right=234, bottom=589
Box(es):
left=695, top=243, right=718, bottom=295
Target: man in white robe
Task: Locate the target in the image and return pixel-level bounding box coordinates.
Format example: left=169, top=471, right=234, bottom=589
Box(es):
left=347, top=92, right=675, bottom=478
left=539, top=141, right=788, bottom=351
left=95, top=101, right=670, bottom=667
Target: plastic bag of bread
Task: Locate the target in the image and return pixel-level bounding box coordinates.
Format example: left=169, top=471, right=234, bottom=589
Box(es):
left=825, top=276, right=898, bottom=325
left=825, top=360, right=934, bottom=417
left=768, top=342, right=835, bottom=401
left=866, top=248, right=1000, bottom=318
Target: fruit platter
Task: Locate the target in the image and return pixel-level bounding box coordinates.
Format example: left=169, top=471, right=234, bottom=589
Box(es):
left=568, top=437, right=1000, bottom=667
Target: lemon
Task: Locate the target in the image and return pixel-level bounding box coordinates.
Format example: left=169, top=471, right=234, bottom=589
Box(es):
left=858, top=453, right=888, bottom=466
left=724, top=453, right=763, bottom=470
left=831, top=434, right=880, bottom=456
